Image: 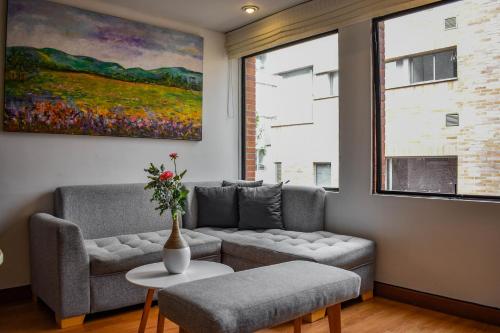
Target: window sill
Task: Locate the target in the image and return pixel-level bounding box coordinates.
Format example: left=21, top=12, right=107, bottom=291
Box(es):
left=271, top=122, right=313, bottom=128
left=385, top=77, right=458, bottom=91
left=313, top=95, right=339, bottom=101
left=372, top=190, right=500, bottom=203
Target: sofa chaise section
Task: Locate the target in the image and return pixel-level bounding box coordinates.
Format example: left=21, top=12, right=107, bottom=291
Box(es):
left=195, top=227, right=375, bottom=294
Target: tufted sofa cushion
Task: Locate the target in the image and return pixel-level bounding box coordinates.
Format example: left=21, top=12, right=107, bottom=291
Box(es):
left=195, top=227, right=375, bottom=270
left=85, top=229, right=221, bottom=276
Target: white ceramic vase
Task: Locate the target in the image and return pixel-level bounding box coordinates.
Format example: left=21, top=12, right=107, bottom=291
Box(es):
left=163, top=213, right=190, bottom=274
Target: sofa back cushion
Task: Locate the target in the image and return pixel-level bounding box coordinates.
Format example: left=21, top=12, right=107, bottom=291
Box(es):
left=281, top=185, right=326, bottom=232
left=55, top=183, right=168, bottom=239
left=182, top=181, right=223, bottom=230
left=238, top=183, right=284, bottom=230
left=195, top=185, right=238, bottom=228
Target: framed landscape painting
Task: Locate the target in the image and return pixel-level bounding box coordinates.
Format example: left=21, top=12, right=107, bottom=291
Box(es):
left=4, top=0, right=203, bottom=140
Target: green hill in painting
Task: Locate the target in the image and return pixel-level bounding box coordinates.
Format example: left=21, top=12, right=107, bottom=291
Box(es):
left=5, top=46, right=202, bottom=91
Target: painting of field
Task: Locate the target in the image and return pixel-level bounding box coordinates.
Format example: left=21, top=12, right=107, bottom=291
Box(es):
left=4, top=0, right=203, bottom=140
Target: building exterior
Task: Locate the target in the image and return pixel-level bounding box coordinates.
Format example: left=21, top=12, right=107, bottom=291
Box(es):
left=380, top=0, right=499, bottom=196
left=245, top=0, right=498, bottom=196
left=250, top=33, right=340, bottom=188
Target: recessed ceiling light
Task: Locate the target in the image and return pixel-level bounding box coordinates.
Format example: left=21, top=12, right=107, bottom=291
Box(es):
left=242, top=5, right=259, bottom=14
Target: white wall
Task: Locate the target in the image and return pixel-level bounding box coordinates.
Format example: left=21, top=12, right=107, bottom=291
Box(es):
left=0, top=0, right=238, bottom=289
left=326, top=20, right=500, bottom=308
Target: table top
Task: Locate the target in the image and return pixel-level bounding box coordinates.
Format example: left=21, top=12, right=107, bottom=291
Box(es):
left=125, top=260, right=234, bottom=289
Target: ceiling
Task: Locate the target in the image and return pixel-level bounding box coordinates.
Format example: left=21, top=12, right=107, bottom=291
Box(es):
left=98, top=0, right=309, bottom=32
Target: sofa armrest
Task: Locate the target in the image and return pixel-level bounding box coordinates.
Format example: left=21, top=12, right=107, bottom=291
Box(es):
left=29, top=213, right=90, bottom=318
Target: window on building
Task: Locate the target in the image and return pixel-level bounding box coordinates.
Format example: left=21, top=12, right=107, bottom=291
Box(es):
left=314, top=163, right=332, bottom=187
left=275, top=162, right=282, bottom=183
left=374, top=0, right=499, bottom=199
left=386, top=49, right=457, bottom=88
left=243, top=32, right=339, bottom=189
left=386, top=157, right=457, bottom=194
left=314, top=70, right=339, bottom=99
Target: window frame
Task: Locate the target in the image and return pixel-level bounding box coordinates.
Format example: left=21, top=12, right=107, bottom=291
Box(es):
left=241, top=29, right=339, bottom=192
left=372, top=0, right=499, bottom=202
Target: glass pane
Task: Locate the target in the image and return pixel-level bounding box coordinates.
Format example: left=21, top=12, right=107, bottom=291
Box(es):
left=410, top=56, right=424, bottom=83
left=244, top=33, right=339, bottom=188
left=435, top=50, right=457, bottom=80
left=423, top=54, right=434, bottom=81
left=315, top=163, right=332, bottom=187
left=388, top=157, right=457, bottom=194
left=377, top=0, right=500, bottom=197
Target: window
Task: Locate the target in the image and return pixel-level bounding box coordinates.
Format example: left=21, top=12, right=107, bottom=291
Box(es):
left=314, top=71, right=338, bottom=99
left=275, top=162, right=282, bottom=183
left=374, top=0, right=500, bottom=199
left=386, top=49, right=457, bottom=88
left=243, top=32, right=339, bottom=189
left=445, top=17, right=457, bottom=30
left=314, top=163, right=332, bottom=187
left=386, top=157, right=457, bottom=194
left=446, top=113, right=459, bottom=127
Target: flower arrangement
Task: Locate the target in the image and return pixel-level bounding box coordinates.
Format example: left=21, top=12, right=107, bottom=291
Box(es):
left=144, top=152, right=189, bottom=220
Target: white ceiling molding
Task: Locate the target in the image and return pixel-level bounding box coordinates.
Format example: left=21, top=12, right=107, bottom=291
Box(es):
left=225, top=0, right=442, bottom=58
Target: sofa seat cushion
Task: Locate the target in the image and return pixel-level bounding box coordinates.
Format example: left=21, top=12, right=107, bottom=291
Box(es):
left=85, top=229, right=221, bottom=276
left=195, top=227, right=374, bottom=270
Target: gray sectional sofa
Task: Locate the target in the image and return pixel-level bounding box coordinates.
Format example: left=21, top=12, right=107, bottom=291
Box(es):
left=29, top=181, right=375, bottom=327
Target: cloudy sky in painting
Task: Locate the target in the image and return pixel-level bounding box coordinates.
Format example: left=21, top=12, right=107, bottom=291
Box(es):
left=6, top=0, right=203, bottom=72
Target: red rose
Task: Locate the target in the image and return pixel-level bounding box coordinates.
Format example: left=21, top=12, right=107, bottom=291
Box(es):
left=169, top=152, right=178, bottom=159
left=159, top=171, right=174, bottom=181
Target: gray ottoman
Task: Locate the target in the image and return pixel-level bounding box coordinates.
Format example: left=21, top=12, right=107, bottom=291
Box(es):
left=157, top=260, right=361, bottom=333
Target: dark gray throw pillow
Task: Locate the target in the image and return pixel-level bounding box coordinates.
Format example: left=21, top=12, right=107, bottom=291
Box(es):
left=195, top=186, right=238, bottom=228
left=222, top=180, right=263, bottom=187
left=238, top=183, right=283, bottom=230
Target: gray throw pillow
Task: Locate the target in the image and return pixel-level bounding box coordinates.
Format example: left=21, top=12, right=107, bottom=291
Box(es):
left=195, top=186, right=238, bottom=228
left=222, top=180, right=263, bottom=187
left=238, top=183, right=283, bottom=230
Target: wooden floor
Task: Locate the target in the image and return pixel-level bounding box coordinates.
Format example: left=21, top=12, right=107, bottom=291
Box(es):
left=0, top=297, right=498, bottom=333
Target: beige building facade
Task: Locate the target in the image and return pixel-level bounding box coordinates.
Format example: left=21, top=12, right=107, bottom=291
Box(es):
left=381, top=0, right=499, bottom=196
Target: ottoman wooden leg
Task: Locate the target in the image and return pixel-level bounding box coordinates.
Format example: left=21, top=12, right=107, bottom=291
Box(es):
left=303, top=308, right=326, bottom=323
left=327, top=304, right=341, bottom=333
left=293, top=317, right=302, bottom=333
left=157, top=313, right=165, bottom=333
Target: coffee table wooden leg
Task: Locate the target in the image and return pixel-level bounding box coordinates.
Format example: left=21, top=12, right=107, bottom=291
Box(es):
left=327, top=303, right=341, bottom=333
left=139, top=288, right=155, bottom=333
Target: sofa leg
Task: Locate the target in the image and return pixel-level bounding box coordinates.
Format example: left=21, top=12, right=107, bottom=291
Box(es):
left=326, top=303, right=341, bottom=333
left=361, top=290, right=374, bottom=301
left=303, top=308, right=326, bottom=323
left=55, top=314, right=85, bottom=329
left=31, top=292, right=38, bottom=304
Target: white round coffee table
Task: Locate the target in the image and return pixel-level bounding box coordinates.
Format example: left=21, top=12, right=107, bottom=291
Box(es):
left=126, top=260, right=234, bottom=333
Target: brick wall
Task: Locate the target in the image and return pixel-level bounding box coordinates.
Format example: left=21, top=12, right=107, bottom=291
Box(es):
left=244, top=57, right=257, bottom=180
